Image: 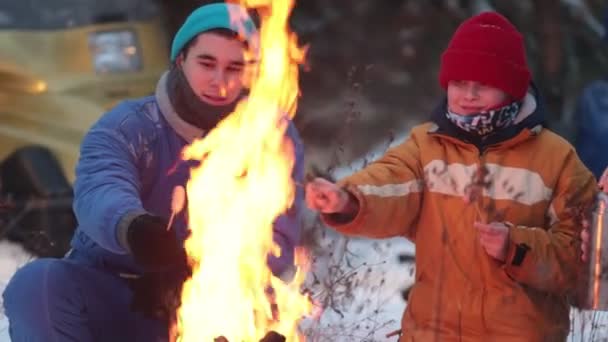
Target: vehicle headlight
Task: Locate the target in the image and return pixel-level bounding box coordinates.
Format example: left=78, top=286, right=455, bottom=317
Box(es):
left=88, top=30, right=142, bottom=74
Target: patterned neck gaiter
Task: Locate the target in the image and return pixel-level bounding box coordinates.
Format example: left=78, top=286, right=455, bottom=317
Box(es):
left=445, top=100, right=522, bottom=136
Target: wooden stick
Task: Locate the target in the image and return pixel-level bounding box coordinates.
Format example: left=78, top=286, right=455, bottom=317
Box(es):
left=386, top=329, right=402, bottom=338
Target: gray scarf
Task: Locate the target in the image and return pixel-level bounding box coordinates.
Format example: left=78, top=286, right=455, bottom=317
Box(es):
left=166, top=66, right=244, bottom=132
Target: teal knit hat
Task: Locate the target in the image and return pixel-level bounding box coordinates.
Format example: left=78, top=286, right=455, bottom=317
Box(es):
left=170, top=3, right=258, bottom=61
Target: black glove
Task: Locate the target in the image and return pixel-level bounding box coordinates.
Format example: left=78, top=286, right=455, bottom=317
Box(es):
left=127, top=214, right=185, bottom=271
left=127, top=265, right=191, bottom=321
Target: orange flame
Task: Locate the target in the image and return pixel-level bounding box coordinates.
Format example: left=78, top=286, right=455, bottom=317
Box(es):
left=174, top=1, right=312, bottom=341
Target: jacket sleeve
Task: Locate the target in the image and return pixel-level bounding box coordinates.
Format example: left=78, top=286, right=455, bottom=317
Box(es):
left=322, top=135, right=424, bottom=240
left=73, top=115, right=148, bottom=255
left=503, top=149, right=597, bottom=295
left=574, top=80, right=608, bottom=179
left=267, top=121, right=305, bottom=277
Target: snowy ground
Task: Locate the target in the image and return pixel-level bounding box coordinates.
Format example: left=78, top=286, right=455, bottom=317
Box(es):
left=0, top=240, right=36, bottom=342
left=300, top=233, right=414, bottom=341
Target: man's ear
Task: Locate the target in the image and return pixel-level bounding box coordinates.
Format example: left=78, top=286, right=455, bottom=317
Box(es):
left=175, top=54, right=185, bottom=68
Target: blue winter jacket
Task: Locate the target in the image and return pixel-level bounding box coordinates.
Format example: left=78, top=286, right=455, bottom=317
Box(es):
left=70, top=72, right=304, bottom=277
left=574, top=79, right=608, bottom=179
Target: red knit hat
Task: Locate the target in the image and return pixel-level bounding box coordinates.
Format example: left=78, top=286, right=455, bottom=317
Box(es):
left=439, top=12, right=531, bottom=100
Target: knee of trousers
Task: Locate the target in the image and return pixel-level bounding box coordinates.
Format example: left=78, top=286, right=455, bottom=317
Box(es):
left=3, top=259, right=73, bottom=325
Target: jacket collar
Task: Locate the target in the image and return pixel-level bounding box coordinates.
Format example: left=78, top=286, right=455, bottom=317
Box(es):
left=155, top=71, right=205, bottom=143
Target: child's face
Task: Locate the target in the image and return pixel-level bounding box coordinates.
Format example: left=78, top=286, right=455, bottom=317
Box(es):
left=447, top=80, right=509, bottom=115
left=178, top=32, right=248, bottom=106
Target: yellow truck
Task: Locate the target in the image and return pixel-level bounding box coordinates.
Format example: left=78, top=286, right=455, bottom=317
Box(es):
left=0, top=1, right=169, bottom=257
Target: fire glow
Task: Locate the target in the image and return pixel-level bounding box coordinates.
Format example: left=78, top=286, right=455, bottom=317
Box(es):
left=593, top=199, right=606, bottom=309
left=173, top=1, right=312, bottom=341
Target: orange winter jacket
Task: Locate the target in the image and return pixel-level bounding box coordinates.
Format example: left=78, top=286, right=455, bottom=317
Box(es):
left=323, top=94, right=597, bottom=341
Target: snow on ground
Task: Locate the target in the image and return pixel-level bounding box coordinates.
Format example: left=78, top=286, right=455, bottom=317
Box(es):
left=301, top=234, right=414, bottom=341
left=0, top=240, right=35, bottom=342
left=570, top=309, right=608, bottom=342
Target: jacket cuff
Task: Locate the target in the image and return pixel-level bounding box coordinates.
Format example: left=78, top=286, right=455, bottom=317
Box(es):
left=321, top=185, right=366, bottom=231
left=321, top=189, right=359, bottom=224
left=116, top=209, right=149, bottom=253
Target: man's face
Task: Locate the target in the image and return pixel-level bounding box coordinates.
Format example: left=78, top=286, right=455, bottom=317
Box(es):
left=178, top=32, right=247, bottom=106
left=447, top=80, right=509, bottom=115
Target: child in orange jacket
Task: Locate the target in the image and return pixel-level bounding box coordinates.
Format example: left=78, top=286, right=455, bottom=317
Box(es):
left=307, top=12, right=596, bottom=342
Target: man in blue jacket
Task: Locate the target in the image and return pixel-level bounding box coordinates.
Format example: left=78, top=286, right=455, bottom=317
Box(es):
left=2, top=3, right=305, bottom=341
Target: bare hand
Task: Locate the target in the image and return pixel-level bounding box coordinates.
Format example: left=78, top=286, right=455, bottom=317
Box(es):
left=305, top=178, right=350, bottom=214
left=600, top=167, right=608, bottom=191
left=475, top=222, right=510, bottom=262
left=581, top=218, right=590, bottom=262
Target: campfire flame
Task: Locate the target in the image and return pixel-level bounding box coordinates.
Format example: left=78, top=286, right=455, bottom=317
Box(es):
left=174, top=1, right=311, bottom=341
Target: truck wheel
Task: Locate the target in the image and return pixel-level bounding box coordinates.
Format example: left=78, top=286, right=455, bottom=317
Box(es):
left=0, top=145, right=76, bottom=257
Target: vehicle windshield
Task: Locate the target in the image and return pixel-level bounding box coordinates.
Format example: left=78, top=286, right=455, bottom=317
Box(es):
left=0, top=0, right=160, bottom=29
